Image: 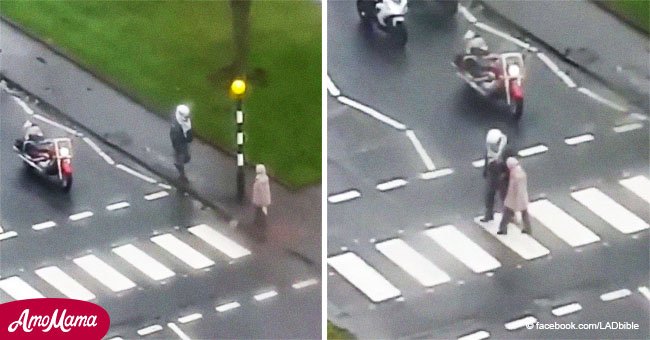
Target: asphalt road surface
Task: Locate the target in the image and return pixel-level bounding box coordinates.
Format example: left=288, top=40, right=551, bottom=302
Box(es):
left=327, top=1, right=649, bottom=339
left=0, top=89, right=320, bottom=339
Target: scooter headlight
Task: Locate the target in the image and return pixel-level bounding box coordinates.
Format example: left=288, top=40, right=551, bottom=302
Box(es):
left=507, top=64, right=521, bottom=77
left=59, top=147, right=70, bottom=157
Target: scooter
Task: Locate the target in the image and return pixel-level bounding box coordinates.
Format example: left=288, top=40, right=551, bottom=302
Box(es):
left=14, top=137, right=73, bottom=192
left=357, top=0, right=409, bottom=46
left=453, top=52, right=525, bottom=119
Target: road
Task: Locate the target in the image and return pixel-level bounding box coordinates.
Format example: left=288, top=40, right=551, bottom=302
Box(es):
left=0, top=89, right=320, bottom=339
left=327, top=1, right=649, bottom=338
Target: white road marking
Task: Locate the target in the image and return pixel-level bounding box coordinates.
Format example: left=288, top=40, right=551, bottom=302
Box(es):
left=254, top=290, right=278, bottom=301
left=518, top=144, right=548, bottom=157
left=613, top=122, right=644, bottom=133
left=69, top=211, right=93, bottom=221
left=458, top=5, right=477, bottom=23
left=375, top=238, right=450, bottom=287
left=188, top=224, right=251, bottom=259
left=215, top=301, right=240, bottom=312
left=577, top=87, right=627, bottom=112
left=82, top=137, right=115, bottom=165
left=167, top=322, right=191, bottom=340
left=425, top=225, right=501, bottom=273
left=116, top=164, right=157, bottom=184
left=557, top=71, right=577, bottom=88
left=474, top=215, right=550, bottom=260
left=73, top=254, right=136, bottom=292
left=158, top=183, right=173, bottom=190
left=0, top=231, right=18, bottom=241
left=571, top=187, right=649, bottom=234
left=472, top=159, right=485, bottom=168
left=0, top=276, right=45, bottom=300
left=144, top=190, right=169, bottom=201
left=13, top=97, right=34, bottom=114
left=112, top=244, right=175, bottom=281
left=327, top=252, right=401, bottom=303
left=536, top=53, right=577, bottom=88
left=528, top=199, right=600, bottom=247
left=292, top=278, right=318, bottom=289
left=421, top=168, right=454, bottom=180
left=552, top=302, right=582, bottom=316
left=137, top=325, right=163, bottom=336
left=405, top=130, right=436, bottom=171
left=32, top=220, right=57, bottom=230
left=34, top=114, right=81, bottom=136
left=638, top=286, right=650, bottom=301
left=151, top=234, right=215, bottom=269
left=505, top=315, right=537, bottom=330
left=376, top=179, right=408, bottom=192
left=564, top=133, right=594, bottom=145
left=106, top=201, right=130, bottom=211
left=475, top=22, right=530, bottom=50
left=600, top=288, right=631, bottom=301
left=620, top=175, right=650, bottom=204
left=328, top=190, right=361, bottom=204
left=458, top=330, right=490, bottom=340
left=326, top=74, right=341, bottom=97
left=337, top=96, right=407, bottom=130
left=35, top=266, right=96, bottom=301
left=178, top=313, right=202, bottom=324
left=107, top=337, right=124, bottom=340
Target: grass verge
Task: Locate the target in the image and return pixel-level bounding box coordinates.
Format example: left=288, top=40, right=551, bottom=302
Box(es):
left=594, top=0, right=649, bottom=34
left=328, top=320, right=355, bottom=339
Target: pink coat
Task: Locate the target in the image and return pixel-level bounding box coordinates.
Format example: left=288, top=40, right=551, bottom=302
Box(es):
left=504, top=165, right=529, bottom=211
left=252, top=175, right=271, bottom=208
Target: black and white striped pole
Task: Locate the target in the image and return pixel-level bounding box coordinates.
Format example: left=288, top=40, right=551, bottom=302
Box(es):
left=231, top=78, right=247, bottom=203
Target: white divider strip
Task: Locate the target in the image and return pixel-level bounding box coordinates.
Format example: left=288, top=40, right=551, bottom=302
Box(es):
left=458, top=5, right=477, bottom=23
left=425, top=225, right=501, bottom=273
left=620, top=175, right=650, bottom=204
left=564, top=133, right=594, bottom=145
left=144, top=190, right=169, bottom=201
left=137, top=325, right=163, bottom=336
left=577, top=87, right=627, bottom=112
left=83, top=137, right=115, bottom=165
left=107, top=337, right=124, bottom=340
left=518, top=144, right=548, bottom=157
left=188, top=224, right=251, bottom=259
left=0, top=276, right=45, bottom=300
left=528, top=199, right=600, bottom=247
left=571, top=187, right=649, bottom=234
left=421, top=168, right=453, bottom=180
left=638, top=286, right=650, bottom=301
left=73, top=254, right=136, bottom=292
left=406, top=130, right=436, bottom=171
left=475, top=22, right=530, bottom=50
left=557, top=71, right=577, bottom=88
left=32, top=221, right=56, bottom=230
left=112, top=244, right=175, bottom=281
left=552, top=303, right=582, bottom=316
left=474, top=215, right=550, bottom=260
left=326, top=74, right=341, bottom=97
left=34, top=114, right=81, bottom=136
left=69, top=211, right=93, bottom=221
left=13, top=97, right=34, bottom=114
left=216, top=301, right=240, bottom=312
left=116, top=164, right=157, bottom=184
left=106, top=201, right=130, bottom=211
left=613, top=122, right=644, bottom=133
left=0, top=231, right=17, bottom=241
left=254, top=290, right=278, bottom=301
left=458, top=330, right=490, bottom=340
left=376, top=179, right=408, bottom=192
left=337, top=96, right=407, bottom=130
left=158, top=183, right=172, bottom=190
left=167, top=322, right=191, bottom=340
left=328, top=252, right=401, bottom=303
left=292, top=278, right=318, bottom=289
left=536, top=53, right=559, bottom=73
left=472, top=159, right=485, bottom=168
left=505, top=316, right=537, bottom=330
left=151, top=234, right=214, bottom=269
left=35, top=266, right=96, bottom=301
left=375, top=239, right=450, bottom=287
left=600, top=288, right=631, bottom=301
left=178, top=313, right=202, bottom=324
left=328, top=190, right=361, bottom=204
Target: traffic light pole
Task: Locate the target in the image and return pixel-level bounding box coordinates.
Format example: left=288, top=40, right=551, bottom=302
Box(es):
left=236, top=99, right=245, bottom=203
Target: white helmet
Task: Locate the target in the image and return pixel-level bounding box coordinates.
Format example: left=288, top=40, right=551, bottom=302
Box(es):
left=464, top=30, right=477, bottom=40
left=176, top=104, right=190, bottom=120
left=486, top=128, right=503, bottom=145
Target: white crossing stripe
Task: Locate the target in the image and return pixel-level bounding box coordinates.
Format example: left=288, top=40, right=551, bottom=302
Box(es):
left=328, top=252, right=401, bottom=303
left=167, top=322, right=191, bottom=340
left=254, top=290, right=278, bottom=301
left=620, top=175, right=650, bottom=204
left=328, top=190, right=361, bottom=204
left=188, top=224, right=251, bottom=259
left=518, top=144, right=548, bottom=157
left=613, top=122, right=643, bottom=133
left=425, top=225, right=501, bottom=273
left=137, top=325, right=163, bottom=336
left=216, top=301, right=240, bottom=312
left=376, top=179, right=408, bottom=192
left=505, top=315, right=537, bottom=330
left=600, top=288, right=631, bottom=301
left=73, top=254, right=136, bottom=292
left=144, top=191, right=169, bottom=201
left=292, top=278, right=318, bottom=289
left=375, top=239, right=450, bottom=287
left=0, top=231, right=18, bottom=241
left=564, top=133, right=594, bottom=145
left=112, top=244, right=175, bottom=281
left=178, top=313, right=202, bottom=324
left=32, top=221, right=56, bottom=230
left=106, top=201, right=130, bottom=211
left=528, top=199, right=600, bottom=247
left=0, top=276, right=45, bottom=300
left=151, top=234, right=215, bottom=269
left=35, top=266, right=95, bottom=301
left=474, top=215, right=550, bottom=260
left=571, top=187, right=649, bottom=234
left=638, top=286, right=650, bottom=301
left=69, top=211, right=93, bottom=221
left=458, top=330, right=490, bottom=340
left=421, top=168, right=454, bottom=180
left=552, top=303, right=582, bottom=316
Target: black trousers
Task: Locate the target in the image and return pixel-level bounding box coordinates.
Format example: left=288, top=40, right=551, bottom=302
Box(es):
left=499, top=207, right=532, bottom=233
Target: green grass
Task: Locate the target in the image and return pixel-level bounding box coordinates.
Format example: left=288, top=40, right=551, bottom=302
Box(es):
left=328, top=320, right=355, bottom=340
left=596, top=0, right=649, bottom=34
left=1, top=1, right=321, bottom=188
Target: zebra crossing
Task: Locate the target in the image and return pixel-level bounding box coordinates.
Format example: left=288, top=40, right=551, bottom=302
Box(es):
left=0, top=223, right=250, bottom=303
left=329, top=176, right=650, bottom=303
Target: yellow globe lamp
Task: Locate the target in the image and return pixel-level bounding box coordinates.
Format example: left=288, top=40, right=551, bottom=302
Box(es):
left=230, top=79, right=246, bottom=97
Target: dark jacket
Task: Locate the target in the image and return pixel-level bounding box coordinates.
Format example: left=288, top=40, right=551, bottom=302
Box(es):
left=170, top=118, right=193, bottom=154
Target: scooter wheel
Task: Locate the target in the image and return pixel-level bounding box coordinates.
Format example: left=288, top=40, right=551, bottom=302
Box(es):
left=61, top=176, right=73, bottom=192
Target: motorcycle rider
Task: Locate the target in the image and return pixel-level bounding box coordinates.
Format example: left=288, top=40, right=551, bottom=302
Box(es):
left=481, top=128, right=511, bottom=222
left=462, top=30, right=499, bottom=90
left=464, top=30, right=488, bottom=56
left=16, top=121, right=51, bottom=162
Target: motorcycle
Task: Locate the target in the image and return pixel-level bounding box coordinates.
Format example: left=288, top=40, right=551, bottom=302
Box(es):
left=453, top=52, right=525, bottom=119
left=357, top=0, right=409, bottom=46
left=14, top=137, right=73, bottom=192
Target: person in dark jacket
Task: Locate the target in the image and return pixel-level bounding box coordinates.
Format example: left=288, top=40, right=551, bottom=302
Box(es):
left=481, top=129, right=513, bottom=222
left=170, top=104, right=193, bottom=180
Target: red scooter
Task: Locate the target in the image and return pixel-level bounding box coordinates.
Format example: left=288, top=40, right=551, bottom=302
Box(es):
left=14, top=137, right=73, bottom=192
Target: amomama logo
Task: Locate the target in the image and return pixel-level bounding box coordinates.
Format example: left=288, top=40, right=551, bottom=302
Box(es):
left=0, top=298, right=110, bottom=340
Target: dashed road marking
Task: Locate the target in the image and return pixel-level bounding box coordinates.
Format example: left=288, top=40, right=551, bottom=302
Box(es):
left=638, top=286, right=650, bottom=301
left=572, top=187, right=649, bottom=234
left=536, top=53, right=576, bottom=88
left=216, top=301, right=240, bottom=312
left=564, top=133, right=594, bottom=145
left=158, top=183, right=173, bottom=190
left=73, top=254, right=136, bottom=292
left=151, top=234, right=215, bottom=269
left=328, top=252, right=401, bottom=303
left=69, top=211, right=93, bottom=221
left=106, top=201, right=130, bottom=211
left=458, top=330, right=490, bottom=340
left=117, top=164, right=157, bottom=184
left=0, top=276, right=45, bottom=300
left=421, top=168, right=454, bottom=180
left=518, top=144, right=548, bottom=157
left=145, top=190, right=169, bottom=201
left=600, top=288, right=631, bottom=301
left=137, top=325, right=163, bottom=336
left=178, top=313, right=202, bottom=324
left=337, top=96, right=407, bottom=130
left=32, top=220, right=57, bottom=230
left=375, top=238, right=450, bottom=287
left=328, top=190, right=361, bottom=204
left=472, top=159, right=485, bottom=168
left=83, top=137, right=115, bottom=165
left=613, top=122, right=644, bottom=133
left=167, top=322, right=191, bottom=340
left=292, top=278, right=318, bottom=289
left=406, top=130, right=436, bottom=171
left=254, top=290, right=278, bottom=301
left=35, top=266, right=96, bottom=301
left=425, top=225, right=501, bottom=273
left=326, top=74, right=341, bottom=97
left=505, top=315, right=537, bottom=331
left=112, top=244, right=175, bottom=281
left=187, top=224, right=251, bottom=259
left=552, top=302, right=582, bottom=316
left=577, top=87, right=627, bottom=112
left=528, top=199, right=600, bottom=247
left=0, top=231, right=18, bottom=241
left=376, top=179, right=408, bottom=192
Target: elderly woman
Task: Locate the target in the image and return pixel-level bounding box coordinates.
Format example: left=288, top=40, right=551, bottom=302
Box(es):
left=252, top=164, right=271, bottom=229
left=498, top=157, right=532, bottom=235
